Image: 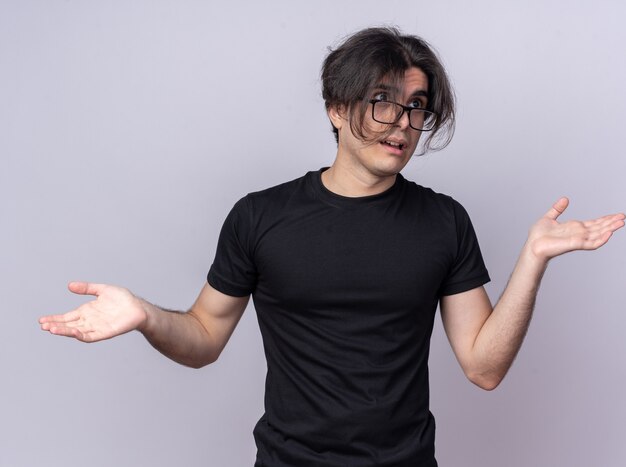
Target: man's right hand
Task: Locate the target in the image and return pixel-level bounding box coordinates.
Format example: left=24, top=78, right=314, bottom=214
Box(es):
left=39, top=282, right=147, bottom=343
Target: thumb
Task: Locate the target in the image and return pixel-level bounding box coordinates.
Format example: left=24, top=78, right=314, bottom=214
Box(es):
left=544, top=197, right=569, bottom=221
left=68, top=281, right=105, bottom=297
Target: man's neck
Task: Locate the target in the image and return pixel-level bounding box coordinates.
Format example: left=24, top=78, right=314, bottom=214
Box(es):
left=321, top=162, right=397, bottom=198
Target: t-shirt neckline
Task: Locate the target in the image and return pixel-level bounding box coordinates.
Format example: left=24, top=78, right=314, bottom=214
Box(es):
left=309, top=167, right=404, bottom=209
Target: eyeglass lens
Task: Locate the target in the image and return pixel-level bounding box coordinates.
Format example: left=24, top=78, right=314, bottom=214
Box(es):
left=373, top=101, right=433, bottom=130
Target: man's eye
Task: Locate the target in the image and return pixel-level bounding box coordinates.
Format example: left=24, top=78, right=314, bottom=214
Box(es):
left=409, top=99, right=425, bottom=109
left=373, top=92, right=389, bottom=101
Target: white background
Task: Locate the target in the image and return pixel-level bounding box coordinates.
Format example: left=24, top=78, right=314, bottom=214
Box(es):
left=2, top=1, right=625, bottom=466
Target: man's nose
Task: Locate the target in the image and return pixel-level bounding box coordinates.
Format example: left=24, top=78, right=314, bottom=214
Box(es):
left=395, top=109, right=411, bottom=129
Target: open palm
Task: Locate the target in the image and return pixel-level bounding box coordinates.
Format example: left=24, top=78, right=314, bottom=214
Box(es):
left=39, top=282, right=147, bottom=342
left=528, top=198, right=625, bottom=261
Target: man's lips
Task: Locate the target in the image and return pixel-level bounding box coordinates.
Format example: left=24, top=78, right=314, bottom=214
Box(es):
left=380, top=139, right=408, bottom=151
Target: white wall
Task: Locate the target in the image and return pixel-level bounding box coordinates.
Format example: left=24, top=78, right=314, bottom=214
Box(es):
left=2, top=1, right=625, bottom=466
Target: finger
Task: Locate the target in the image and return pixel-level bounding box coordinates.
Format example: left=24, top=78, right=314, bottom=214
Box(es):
left=39, top=309, right=81, bottom=324
left=582, top=230, right=614, bottom=250
left=582, top=216, right=626, bottom=234
left=46, top=325, right=102, bottom=343
left=582, top=213, right=626, bottom=228
left=68, top=281, right=105, bottom=297
left=40, top=318, right=84, bottom=332
left=45, top=325, right=85, bottom=340
left=602, top=218, right=626, bottom=235
left=577, top=219, right=624, bottom=249
left=544, top=197, right=569, bottom=221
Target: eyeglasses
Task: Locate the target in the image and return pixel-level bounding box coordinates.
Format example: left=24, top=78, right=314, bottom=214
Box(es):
left=369, top=99, right=437, bottom=131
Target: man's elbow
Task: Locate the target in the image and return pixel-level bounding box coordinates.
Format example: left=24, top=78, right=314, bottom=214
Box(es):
left=181, top=350, right=220, bottom=369
left=466, top=371, right=504, bottom=391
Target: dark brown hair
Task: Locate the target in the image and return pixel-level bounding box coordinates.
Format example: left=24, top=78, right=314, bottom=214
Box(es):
left=321, top=27, right=455, bottom=154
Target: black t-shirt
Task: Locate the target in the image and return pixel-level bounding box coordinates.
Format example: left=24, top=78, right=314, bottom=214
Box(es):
left=208, top=169, right=490, bottom=467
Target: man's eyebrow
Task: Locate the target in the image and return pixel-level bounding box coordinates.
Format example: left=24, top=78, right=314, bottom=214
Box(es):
left=373, top=83, right=429, bottom=99
left=374, top=83, right=398, bottom=92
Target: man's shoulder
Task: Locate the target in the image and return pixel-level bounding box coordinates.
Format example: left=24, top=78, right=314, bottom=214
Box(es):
left=401, top=175, right=458, bottom=210
left=399, top=176, right=479, bottom=232
left=247, top=171, right=313, bottom=201
left=231, top=170, right=317, bottom=217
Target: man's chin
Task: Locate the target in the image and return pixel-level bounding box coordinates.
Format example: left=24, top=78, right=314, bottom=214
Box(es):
left=371, top=157, right=412, bottom=177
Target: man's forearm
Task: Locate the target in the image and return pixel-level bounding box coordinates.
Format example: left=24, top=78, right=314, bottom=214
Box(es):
left=138, top=300, right=218, bottom=369
left=470, top=245, right=548, bottom=388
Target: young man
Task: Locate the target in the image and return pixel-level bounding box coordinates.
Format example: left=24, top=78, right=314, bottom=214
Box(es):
left=40, top=28, right=624, bottom=466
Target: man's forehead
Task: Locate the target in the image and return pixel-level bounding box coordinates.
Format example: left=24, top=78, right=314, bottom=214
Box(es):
left=375, top=67, right=429, bottom=95
left=374, top=82, right=428, bottom=96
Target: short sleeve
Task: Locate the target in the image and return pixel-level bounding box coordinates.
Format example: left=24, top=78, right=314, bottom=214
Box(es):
left=438, top=200, right=490, bottom=296
left=207, top=197, right=257, bottom=297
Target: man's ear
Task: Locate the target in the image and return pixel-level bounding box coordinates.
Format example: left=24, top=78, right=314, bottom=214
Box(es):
left=327, top=105, right=347, bottom=131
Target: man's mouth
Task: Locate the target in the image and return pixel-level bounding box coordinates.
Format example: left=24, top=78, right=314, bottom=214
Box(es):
left=381, top=140, right=406, bottom=150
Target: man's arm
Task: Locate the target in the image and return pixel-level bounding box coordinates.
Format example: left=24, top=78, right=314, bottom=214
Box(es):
left=440, top=198, right=625, bottom=391
left=39, top=282, right=249, bottom=368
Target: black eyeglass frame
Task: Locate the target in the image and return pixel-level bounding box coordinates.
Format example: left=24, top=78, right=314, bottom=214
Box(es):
left=368, top=99, right=438, bottom=132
